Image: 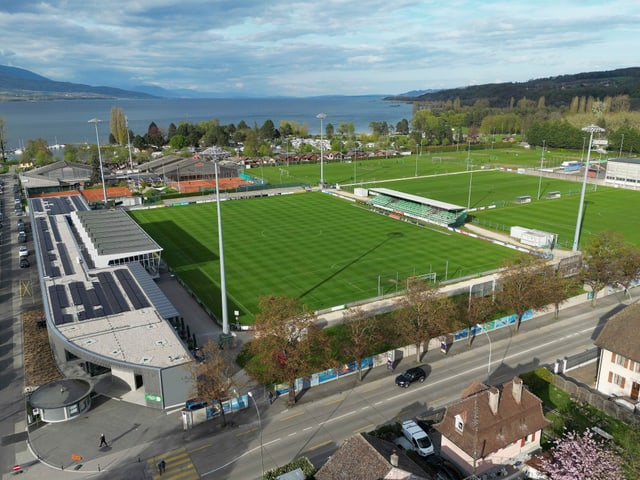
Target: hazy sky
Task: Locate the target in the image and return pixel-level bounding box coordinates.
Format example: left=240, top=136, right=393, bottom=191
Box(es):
left=1, top=0, right=637, bottom=97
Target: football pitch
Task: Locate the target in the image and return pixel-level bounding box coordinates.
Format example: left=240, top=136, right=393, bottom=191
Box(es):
left=130, top=193, right=516, bottom=322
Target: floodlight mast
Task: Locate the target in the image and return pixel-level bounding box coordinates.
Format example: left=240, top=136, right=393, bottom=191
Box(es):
left=215, top=161, right=230, bottom=335
left=88, top=118, right=108, bottom=206
left=316, top=113, right=327, bottom=187
left=572, top=125, right=605, bottom=252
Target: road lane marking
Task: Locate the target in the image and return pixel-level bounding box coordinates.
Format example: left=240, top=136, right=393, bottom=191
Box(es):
left=354, top=423, right=375, bottom=433
left=235, top=427, right=258, bottom=437
left=307, top=440, right=332, bottom=451
left=280, top=411, right=304, bottom=422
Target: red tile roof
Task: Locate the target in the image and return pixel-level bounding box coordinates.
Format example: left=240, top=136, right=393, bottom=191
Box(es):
left=434, top=377, right=550, bottom=458
left=81, top=187, right=132, bottom=202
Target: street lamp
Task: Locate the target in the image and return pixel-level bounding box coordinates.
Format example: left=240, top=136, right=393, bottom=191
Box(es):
left=572, top=125, right=605, bottom=252
left=88, top=118, right=108, bottom=206
left=537, top=140, right=545, bottom=200
left=214, top=162, right=230, bottom=336
left=316, top=113, right=327, bottom=187
left=476, top=324, right=492, bottom=373
left=125, top=116, right=134, bottom=173
left=247, top=392, right=264, bottom=478
left=415, top=144, right=419, bottom=177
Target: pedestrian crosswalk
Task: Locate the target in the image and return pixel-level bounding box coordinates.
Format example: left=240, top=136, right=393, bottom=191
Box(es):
left=148, top=447, right=199, bottom=479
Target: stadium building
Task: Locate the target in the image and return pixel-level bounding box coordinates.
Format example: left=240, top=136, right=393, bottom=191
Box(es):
left=26, top=192, right=194, bottom=410
left=605, top=157, right=640, bottom=188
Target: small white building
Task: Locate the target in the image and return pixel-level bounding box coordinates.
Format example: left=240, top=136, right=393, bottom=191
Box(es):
left=604, top=157, right=640, bottom=188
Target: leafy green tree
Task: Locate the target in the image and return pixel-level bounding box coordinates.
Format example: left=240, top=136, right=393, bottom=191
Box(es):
left=248, top=295, right=334, bottom=406
left=109, top=107, right=127, bottom=145
left=23, top=138, right=52, bottom=166
left=63, top=144, right=79, bottom=162
left=325, top=123, right=334, bottom=138
left=89, top=145, right=102, bottom=184
left=167, top=122, right=177, bottom=140
left=169, top=134, right=189, bottom=150
left=260, top=119, right=276, bottom=141
left=396, top=118, right=409, bottom=135
left=0, top=117, right=7, bottom=161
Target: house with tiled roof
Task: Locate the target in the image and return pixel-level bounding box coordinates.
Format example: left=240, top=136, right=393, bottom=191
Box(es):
left=594, top=302, right=640, bottom=408
left=315, top=432, right=430, bottom=480
left=433, top=376, right=550, bottom=477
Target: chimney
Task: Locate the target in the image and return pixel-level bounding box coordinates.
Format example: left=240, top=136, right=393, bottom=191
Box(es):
left=488, top=387, right=500, bottom=415
left=390, top=449, right=399, bottom=467
left=512, top=376, right=523, bottom=405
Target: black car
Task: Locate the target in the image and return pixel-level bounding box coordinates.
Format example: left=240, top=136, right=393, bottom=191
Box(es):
left=20, top=258, right=30, bottom=268
left=395, top=366, right=426, bottom=387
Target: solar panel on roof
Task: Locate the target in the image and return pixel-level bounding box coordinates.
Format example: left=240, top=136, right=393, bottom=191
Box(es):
left=114, top=268, right=151, bottom=309
left=49, top=217, right=62, bottom=242
left=32, top=199, right=44, bottom=212
left=57, top=243, right=74, bottom=275
left=56, top=284, right=70, bottom=308
left=92, top=283, right=113, bottom=316
left=69, top=282, right=83, bottom=305
left=48, top=285, right=64, bottom=325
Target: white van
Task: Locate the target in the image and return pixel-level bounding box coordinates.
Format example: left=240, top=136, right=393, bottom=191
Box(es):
left=401, top=419, right=434, bottom=456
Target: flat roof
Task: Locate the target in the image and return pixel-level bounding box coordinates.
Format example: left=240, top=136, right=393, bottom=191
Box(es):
left=32, top=196, right=191, bottom=370
left=369, top=187, right=466, bottom=211
left=74, top=209, right=162, bottom=256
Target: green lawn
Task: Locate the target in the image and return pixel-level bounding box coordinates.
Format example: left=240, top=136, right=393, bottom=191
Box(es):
left=130, top=192, right=516, bottom=322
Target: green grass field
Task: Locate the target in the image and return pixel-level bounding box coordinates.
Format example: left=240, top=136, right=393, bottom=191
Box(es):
left=130, top=193, right=516, bottom=322
left=132, top=146, right=638, bottom=322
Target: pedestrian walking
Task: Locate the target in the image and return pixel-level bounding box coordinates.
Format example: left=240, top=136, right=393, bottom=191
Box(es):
left=99, top=433, right=108, bottom=447
left=268, top=391, right=274, bottom=405
left=158, top=459, right=166, bottom=474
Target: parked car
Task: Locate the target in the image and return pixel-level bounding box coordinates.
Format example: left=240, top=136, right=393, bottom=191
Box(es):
left=20, top=258, right=30, bottom=268
left=395, top=366, right=426, bottom=387
left=401, top=419, right=434, bottom=456
left=18, top=232, right=27, bottom=243
left=19, top=246, right=29, bottom=257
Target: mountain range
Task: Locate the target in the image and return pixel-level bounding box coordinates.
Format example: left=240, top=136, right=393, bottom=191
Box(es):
left=388, top=67, right=640, bottom=109
left=1, top=64, right=639, bottom=105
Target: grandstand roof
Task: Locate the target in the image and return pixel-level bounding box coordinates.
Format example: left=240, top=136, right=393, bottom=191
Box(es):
left=607, top=157, right=640, bottom=165
left=370, top=188, right=465, bottom=211
left=73, top=209, right=162, bottom=256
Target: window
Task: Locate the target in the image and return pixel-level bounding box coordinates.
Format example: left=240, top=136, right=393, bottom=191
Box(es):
left=613, top=374, right=625, bottom=387
left=615, top=354, right=625, bottom=366
left=454, top=414, right=464, bottom=433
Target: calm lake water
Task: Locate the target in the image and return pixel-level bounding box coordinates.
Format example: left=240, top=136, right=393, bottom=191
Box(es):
left=0, top=96, right=413, bottom=150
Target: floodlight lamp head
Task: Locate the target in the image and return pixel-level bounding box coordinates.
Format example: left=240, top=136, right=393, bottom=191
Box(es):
left=581, top=124, right=605, bottom=134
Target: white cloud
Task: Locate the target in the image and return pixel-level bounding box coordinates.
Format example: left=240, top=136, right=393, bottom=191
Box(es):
left=0, top=0, right=638, bottom=96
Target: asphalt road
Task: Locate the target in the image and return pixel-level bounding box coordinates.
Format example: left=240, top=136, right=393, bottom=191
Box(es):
left=184, top=294, right=618, bottom=480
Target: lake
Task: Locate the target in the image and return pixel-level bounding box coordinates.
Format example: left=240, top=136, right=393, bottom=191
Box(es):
left=0, top=96, right=413, bottom=150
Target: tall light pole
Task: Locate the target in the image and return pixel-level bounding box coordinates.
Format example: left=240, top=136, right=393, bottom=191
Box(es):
left=247, top=392, right=264, bottom=478
left=619, top=133, right=624, bottom=158
left=215, top=162, right=230, bottom=336
left=88, top=118, right=108, bottom=206
left=572, top=125, right=605, bottom=252
left=476, top=324, right=492, bottom=373
left=125, top=116, right=134, bottom=172
left=415, top=144, right=419, bottom=177
left=316, top=113, right=326, bottom=187
left=467, top=168, right=473, bottom=210
left=537, top=140, right=545, bottom=200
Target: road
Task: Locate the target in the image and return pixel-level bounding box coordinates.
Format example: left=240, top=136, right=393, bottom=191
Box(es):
left=150, top=293, right=619, bottom=480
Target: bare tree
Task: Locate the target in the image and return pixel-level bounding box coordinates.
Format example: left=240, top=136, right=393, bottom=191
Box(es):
left=581, top=231, right=628, bottom=306
left=395, top=277, right=457, bottom=363
left=495, top=255, right=556, bottom=330
left=616, top=243, right=640, bottom=299
left=188, top=340, right=236, bottom=427
left=343, top=307, right=381, bottom=381
left=248, top=295, right=334, bottom=406
left=455, top=294, right=496, bottom=346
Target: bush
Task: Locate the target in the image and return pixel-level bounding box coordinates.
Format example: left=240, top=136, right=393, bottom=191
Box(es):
left=264, top=456, right=315, bottom=480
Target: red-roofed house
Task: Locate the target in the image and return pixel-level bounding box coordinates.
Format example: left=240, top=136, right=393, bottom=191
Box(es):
left=434, top=376, right=550, bottom=476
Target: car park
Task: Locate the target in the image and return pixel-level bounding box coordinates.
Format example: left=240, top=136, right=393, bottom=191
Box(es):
left=19, top=246, right=29, bottom=257
left=395, top=366, right=426, bottom=387
left=401, top=419, right=434, bottom=456
left=20, top=258, right=30, bottom=268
